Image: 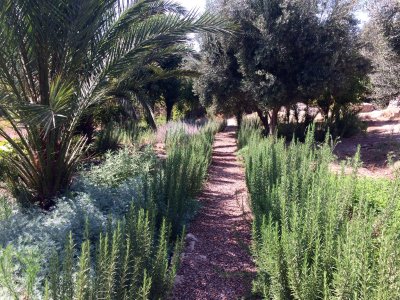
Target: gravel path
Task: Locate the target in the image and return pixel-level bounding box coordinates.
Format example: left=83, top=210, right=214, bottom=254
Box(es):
left=171, top=125, right=256, bottom=300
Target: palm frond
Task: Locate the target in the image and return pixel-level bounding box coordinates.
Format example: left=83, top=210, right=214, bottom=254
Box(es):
left=0, top=0, right=232, bottom=204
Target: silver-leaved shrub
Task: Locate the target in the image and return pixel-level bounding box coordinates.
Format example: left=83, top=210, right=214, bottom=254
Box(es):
left=0, top=146, right=157, bottom=297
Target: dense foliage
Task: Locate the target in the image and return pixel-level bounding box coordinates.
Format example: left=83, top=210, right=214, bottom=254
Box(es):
left=196, top=0, right=370, bottom=134
left=363, top=0, right=400, bottom=104
left=162, top=121, right=222, bottom=235
left=0, top=0, right=229, bottom=206
left=239, top=119, right=400, bottom=299
left=0, top=120, right=222, bottom=299
left=44, top=210, right=184, bottom=300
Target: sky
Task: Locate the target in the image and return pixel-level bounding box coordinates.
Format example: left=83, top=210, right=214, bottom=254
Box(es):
left=355, top=10, right=370, bottom=25
left=176, top=0, right=206, bottom=50
left=176, top=0, right=206, bottom=12
left=176, top=0, right=370, bottom=24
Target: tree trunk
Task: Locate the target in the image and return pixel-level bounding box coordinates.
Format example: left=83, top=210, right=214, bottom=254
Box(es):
left=146, top=112, right=157, bottom=130
left=236, top=111, right=243, bottom=128
left=37, top=45, right=50, bottom=105
left=269, top=107, right=280, bottom=135
left=166, top=101, right=173, bottom=122
left=285, top=105, right=291, bottom=123
left=256, top=108, right=269, bottom=134
left=138, top=94, right=157, bottom=130
left=76, top=115, right=95, bottom=144
left=294, top=105, right=299, bottom=124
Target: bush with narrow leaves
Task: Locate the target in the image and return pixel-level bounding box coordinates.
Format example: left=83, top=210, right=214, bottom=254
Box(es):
left=161, top=121, right=222, bottom=236
left=45, top=207, right=185, bottom=300
left=241, top=124, right=400, bottom=300
left=0, top=120, right=223, bottom=299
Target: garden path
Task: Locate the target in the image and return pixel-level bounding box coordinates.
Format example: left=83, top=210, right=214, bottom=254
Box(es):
left=171, top=121, right=256, bottom=300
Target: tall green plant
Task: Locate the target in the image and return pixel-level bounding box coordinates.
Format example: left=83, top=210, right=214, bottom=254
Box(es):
left=0, top=0, right=231, bottom=206
left=0, top=245, right=41, bottom=299
left=237, top=116, right=262, bottom=149
left=243, top=126, right=400, bottom=299
left=44, top=206, right=185, bottom=300
left=162, top=121, right=221, bottom=235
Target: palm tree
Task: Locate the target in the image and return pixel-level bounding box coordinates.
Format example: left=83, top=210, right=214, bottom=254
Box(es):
left=0, top=0, right=230, bottom=207
left=112, top=46, right=200, bottom=127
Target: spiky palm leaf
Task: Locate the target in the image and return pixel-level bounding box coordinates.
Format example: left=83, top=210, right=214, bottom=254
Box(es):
left=0, top=0, right=231, bottom=206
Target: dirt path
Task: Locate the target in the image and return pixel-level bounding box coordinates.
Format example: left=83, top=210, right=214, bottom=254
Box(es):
left=171, top=125, right=256, bottom=300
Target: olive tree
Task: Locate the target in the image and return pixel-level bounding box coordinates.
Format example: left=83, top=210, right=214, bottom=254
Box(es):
left=197, top=0, right=370, bottom=134
left=363, top=0, right=400, bottom=104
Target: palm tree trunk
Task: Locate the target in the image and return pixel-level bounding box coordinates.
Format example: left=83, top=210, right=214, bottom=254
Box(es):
left=37, top=44, right=50, bottom=105
left=166, top=101, right=174, bottom=122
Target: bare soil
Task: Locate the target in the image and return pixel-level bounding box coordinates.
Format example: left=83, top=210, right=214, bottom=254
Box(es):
left=171, top=125, right=256, bottom=300
left=0, top=119, right=23, bottom=141
left=333, top=118, right=400, bottom=178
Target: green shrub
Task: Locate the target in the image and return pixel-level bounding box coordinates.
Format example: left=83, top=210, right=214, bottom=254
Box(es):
left=94, top=121, right=140, bottom=153
left=87, top=146, right=157, bottom=188
left=0, top=120, right=222, bottom=298
left=328, top=106, right=368, bottom=139
left=243, top=127, right=400, bottom=299
left=172, top=102, right=190, bottom=121
left=161, top=121, right=222, bottom=236
left=0, top=141, right=10, bottom=181
left=0, top=140, right=28, bottom=202
left=0, top=197, right=12, bottom=221
left=0, top=140, right=19, bottom=183
left=237, top=117, right=262, bottom=149
left=44, top=207, right=185, bottom=300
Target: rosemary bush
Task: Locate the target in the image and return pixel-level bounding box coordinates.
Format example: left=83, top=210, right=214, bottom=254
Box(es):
left=0, top=120, right=223, bottom=298
left=46, top=206, right=184, bottom=300
left=161, top=121, right=223, bottom=236
left=237, top=116, right=262, bottom=150
left=241, top=125, right=400, bottom=299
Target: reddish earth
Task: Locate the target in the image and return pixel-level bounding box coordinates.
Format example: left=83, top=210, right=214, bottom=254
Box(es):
left=333, top=118, right=400, bottom=178
left=171, top=125, right=256, bottom=300
left=0, top=120, right=24, bottom=141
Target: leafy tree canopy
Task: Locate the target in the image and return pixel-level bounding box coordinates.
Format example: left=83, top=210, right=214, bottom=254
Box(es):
left=196, top=0, right=370, bottom=133
left=363, top=0, right=400, bottom=104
